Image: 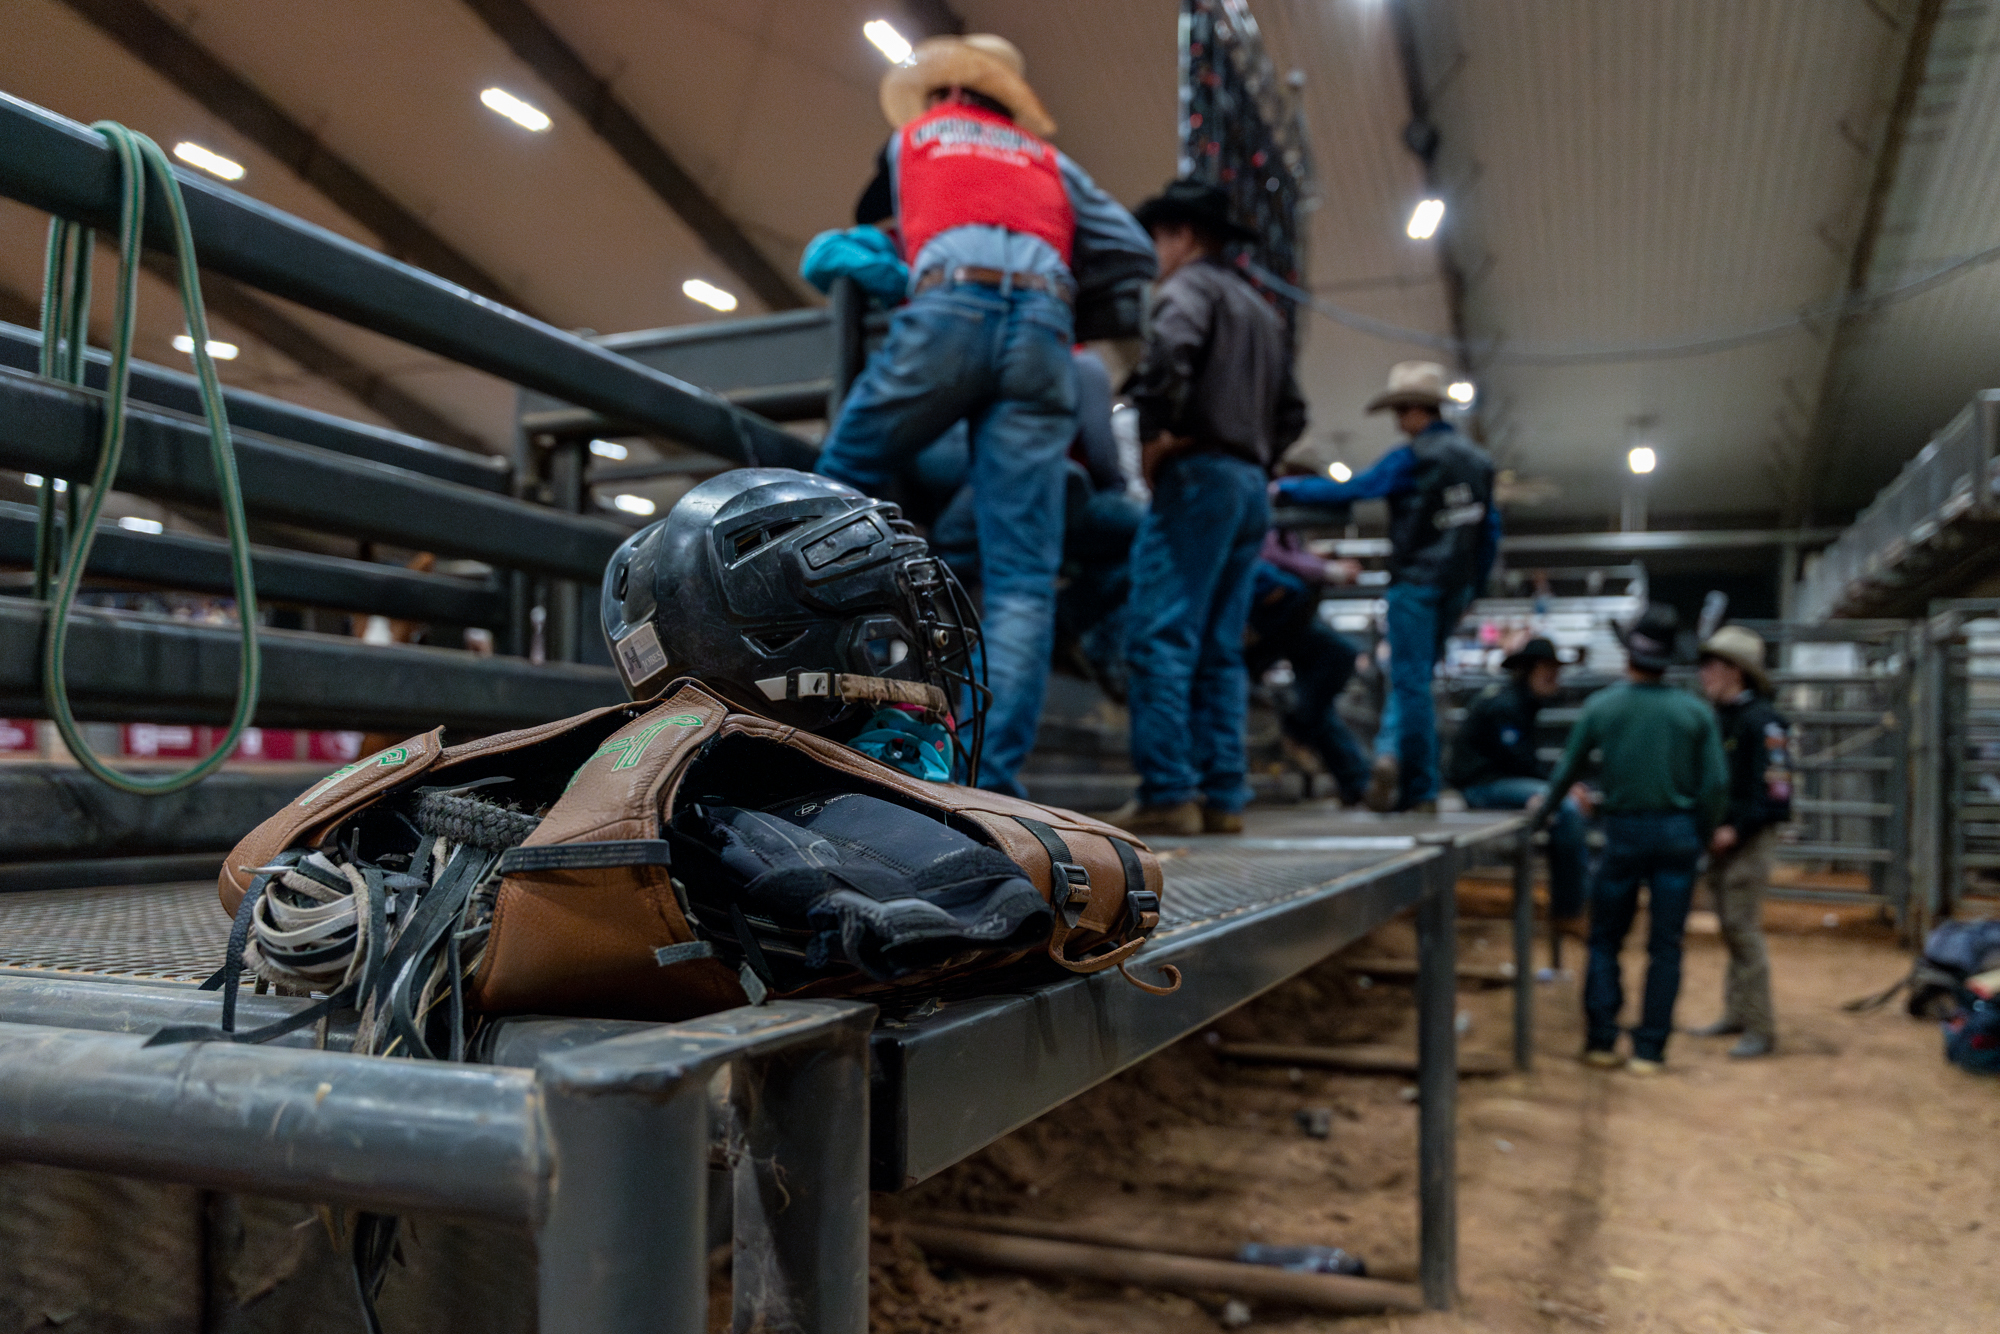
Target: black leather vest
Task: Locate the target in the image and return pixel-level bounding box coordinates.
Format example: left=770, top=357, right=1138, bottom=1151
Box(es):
left=1386, top=425, right=1495, bottom=589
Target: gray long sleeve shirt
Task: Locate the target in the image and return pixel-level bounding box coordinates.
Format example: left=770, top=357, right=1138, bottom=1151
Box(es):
left=1125, top=257, right=1306, bottom=470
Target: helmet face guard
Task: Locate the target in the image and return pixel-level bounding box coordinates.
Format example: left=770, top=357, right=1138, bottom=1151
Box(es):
left=601, top=469, right=987, bottom=777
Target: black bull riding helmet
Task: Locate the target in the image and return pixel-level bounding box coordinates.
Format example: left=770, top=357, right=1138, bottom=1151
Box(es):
left=601, top=468, right=988, bottom=771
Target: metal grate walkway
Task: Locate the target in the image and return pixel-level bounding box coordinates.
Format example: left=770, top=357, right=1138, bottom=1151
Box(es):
left=1153, top=842, right=1419, bottom=933
left=0, top=809, right=1492, bottom=983
left=0, top=880, right=224, bottom=982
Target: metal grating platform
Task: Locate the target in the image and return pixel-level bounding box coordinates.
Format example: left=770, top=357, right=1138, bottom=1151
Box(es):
left=0, top=849, right=1402, bottom=981
left=0, top=880, right=223, bottom=981
left=0, top=809, right=1505, bottom=984
left=1153, top=842, right=1416, bottom=932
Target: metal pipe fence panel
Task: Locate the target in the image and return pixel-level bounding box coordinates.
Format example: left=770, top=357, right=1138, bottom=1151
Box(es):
left=0, top=90, right=829, bottom=738
left=0, top=595, right=624, bottom=730
left=1927, top=601, right=2000, bottom=919
left=0, top=320, right=511, bottom=492
left=1797, top=391, right=2000, bottom=622
left=0, top=93, right=814, bottom=473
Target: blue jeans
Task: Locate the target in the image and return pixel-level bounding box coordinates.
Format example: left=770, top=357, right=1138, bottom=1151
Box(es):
left=1125, top=453, right=1270, bottom=811
left=1585, top=811, right=1702, bottom=1061
left=1462, top=778, right=1589, bottom=919
left=1374, top=582, right=1471, bottom=808
left=1248, top=601, right=1368, bottom=804
left=816, top=286, right=1077, bottom=796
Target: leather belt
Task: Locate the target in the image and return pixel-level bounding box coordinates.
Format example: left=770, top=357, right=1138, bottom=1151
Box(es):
left=912, top=265, right=1074, bottom=304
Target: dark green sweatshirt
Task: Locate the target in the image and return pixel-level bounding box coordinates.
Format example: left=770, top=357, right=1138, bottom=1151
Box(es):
left=1542, top=679, right=1728, bottom=826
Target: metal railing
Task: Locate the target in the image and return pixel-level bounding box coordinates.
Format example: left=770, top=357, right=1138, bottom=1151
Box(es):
left=1915, top=600, right=2000, bottom=926
left=1441, top=618, right=1916, bottom=920
left=0, top=91, right=831, bottom=749
left=0, top=816, right=1527, bottom=1324
left=1796, top=390, right=2000, bottom=622
left=0, top=984, right=875, bottom=1334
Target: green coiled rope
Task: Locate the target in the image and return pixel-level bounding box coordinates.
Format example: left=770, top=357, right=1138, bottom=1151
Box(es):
left=37, top=123, right=261, bottom=794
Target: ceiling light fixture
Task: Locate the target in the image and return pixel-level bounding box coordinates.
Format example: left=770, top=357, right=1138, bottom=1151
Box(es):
left=1447, top=380, right=1475, bottom=403
left=117, top=516, right=165, bottom=534
left=481, top=87, right=552, bottom=132
left=172, top=334, right=239, bottom=360
left=1628, top=446, right=1657, bottom=475
left=24, top=474, right=68, bottom=492
left=864, top=19, right=914, bottom=64
left=589, top=439, right=629, bottom=460
left=613, top=493, right=657, bottom=516
left=682, top=278, right=738, bottom=313
left=1406, top=197, right=1445, bottom=240
left=172, top=141, right=245, bottom=181
left=1328, top=461, right=1353, bottom=482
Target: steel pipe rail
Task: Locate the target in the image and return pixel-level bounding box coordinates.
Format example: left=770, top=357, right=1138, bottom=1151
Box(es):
left=0, top=369, right=629, bottom=582
left=1276, top=525, right=1842, bottom=557
left=0, top=500, right=509, bottom=626
left=0, top=972, right=353, bottom=1051
left=0, top=1020, right=544, bottom=1218
left=0, top=995, right=874, bottom=1333
left=0, top=92, right=814, bottom=471
left=0, top=762, right=331, bottom=861
left=0, top=595, right=624, bottom=729
left=0, top=321, right=510, bottom=492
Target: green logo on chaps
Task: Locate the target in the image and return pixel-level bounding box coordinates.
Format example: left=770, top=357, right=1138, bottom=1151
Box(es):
left=566, top=714, right=705, bottom=790
left=297, top=746, right=412, bottom=807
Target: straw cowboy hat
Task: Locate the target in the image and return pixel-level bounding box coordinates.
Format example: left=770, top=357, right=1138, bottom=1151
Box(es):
left=1699, top=624, right=1771, bottom=694
left=1365, top=360, right=1450, bottom=413
left=880, top=34, right=1057, bottom=140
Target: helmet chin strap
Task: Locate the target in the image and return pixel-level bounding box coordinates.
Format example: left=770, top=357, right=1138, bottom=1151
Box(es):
left=755, top=670, right=950, bottom=717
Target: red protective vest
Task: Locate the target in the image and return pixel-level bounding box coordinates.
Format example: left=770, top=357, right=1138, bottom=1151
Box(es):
left=894, top=104, right=1074, bottom=267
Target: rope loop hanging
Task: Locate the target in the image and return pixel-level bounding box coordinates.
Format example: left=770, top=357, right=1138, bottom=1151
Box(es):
left=37, top=122, right=261, bottom=794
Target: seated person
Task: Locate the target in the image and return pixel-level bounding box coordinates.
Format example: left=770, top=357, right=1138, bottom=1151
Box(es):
left=1448, top=636, right=1589, bottom=929
left=1246, top=529, right=1369, bottom=805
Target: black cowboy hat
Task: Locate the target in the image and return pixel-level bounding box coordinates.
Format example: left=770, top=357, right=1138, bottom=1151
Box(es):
left=1501, top=636, right=1576, bottom=673
left=1623, top=603, right=1680, bottom=673
left=1133, top=180, right=1257, bottom=243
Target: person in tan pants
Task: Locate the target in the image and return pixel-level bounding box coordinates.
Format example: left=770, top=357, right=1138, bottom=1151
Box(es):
left=1691, top=625, right=1793, bottom=1058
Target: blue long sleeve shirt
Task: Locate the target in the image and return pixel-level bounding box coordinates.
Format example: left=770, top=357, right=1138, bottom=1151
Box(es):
left=1276, top=426, right=1502, bottom=591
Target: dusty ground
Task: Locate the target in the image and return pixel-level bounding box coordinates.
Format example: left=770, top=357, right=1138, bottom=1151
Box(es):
left=869, top=892, right=2000, bottom=1332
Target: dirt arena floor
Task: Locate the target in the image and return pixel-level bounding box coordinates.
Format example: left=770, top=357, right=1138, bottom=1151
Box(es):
left=870, top=888, right=2000, bottom=1332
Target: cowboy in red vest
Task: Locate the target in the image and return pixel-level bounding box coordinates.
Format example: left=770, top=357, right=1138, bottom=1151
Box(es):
left=817, top=34, right=1154, bottom=796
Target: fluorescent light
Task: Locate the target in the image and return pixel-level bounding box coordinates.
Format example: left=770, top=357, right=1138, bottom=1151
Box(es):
left=682, top=278, right=738, bottom=313
left=481, top=87, right=552, bottom=132
left=172, top=141, right=245, bottom=181
left=117, top=516, right=165, bottom=534
left=589, top=439, right=629, bottom=460
left=613, top=493, right=657, bottom=516
left=1406, top=197, right=1445, bottom=240
left=863, top=19, right=914, bottom=64
left=24, top=474, right=66, bottom=492
left=1628, top=446, right=1657, bottom=475
left=1328, top=461, right=1353, bottom=482
left=172, top=334, right=239, bottom=360
left=1447, top=380, right=1475, bottom=403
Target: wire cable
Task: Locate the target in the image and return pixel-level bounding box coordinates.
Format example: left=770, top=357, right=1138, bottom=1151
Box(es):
left=1242, top=239, right=2000, bottom=367
left=36, top=123, right=261, bottom=794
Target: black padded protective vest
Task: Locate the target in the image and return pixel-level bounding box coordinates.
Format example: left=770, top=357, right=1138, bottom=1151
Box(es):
left=1386, top=424, right=1495, bottom=590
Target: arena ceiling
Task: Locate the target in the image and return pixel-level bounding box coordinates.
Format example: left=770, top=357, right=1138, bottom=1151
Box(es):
left=2, top=0, right=1996, bottom=529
